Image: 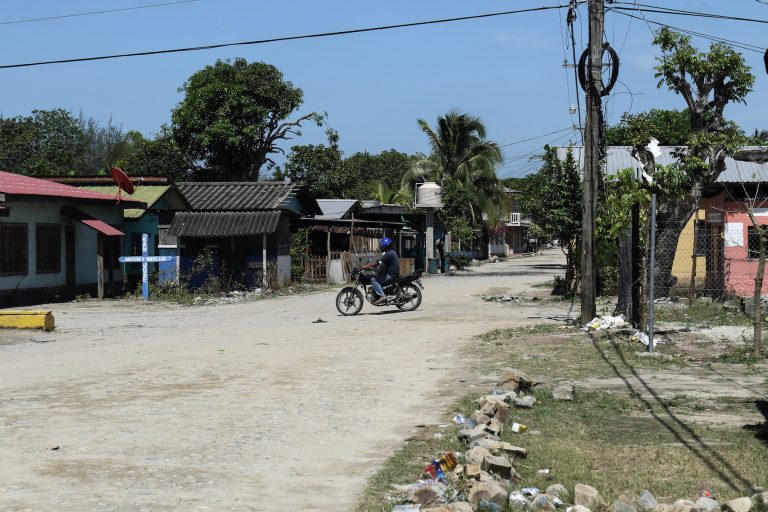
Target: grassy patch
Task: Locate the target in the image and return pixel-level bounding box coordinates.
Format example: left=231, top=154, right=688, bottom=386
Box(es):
left=655, top=299, right=750, bottom=328
left=356, top=327, right=768, bottom=510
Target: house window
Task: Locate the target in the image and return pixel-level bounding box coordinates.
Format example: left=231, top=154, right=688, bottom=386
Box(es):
left=36, top=224, right=61, bottom=273
left=748, top=225, right=768, bottom=259
left=0, top=223, right=28, bottom=276
left=695, top=220, right=708, bottom=256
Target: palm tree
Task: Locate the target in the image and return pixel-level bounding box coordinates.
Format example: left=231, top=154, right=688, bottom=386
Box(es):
left=404, top=109, right=508, bottom=224
left=368, top=182, right=412, bottom=207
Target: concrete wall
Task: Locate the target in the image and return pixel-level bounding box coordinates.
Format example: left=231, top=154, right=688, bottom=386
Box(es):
left=0, top=202, right=125, bottom=305
left=671, top=209, right=707, bottom=292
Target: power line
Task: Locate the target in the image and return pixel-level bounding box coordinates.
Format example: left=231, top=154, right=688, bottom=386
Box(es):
left=0, top=4, right=568, bottom=70
left=610, top=9, right=765, bottom=53
left=0, top=0, right=199, bottom=26
left=499, top=127, right=575, bottom=147
left=612, top=3, right=768, bottom=25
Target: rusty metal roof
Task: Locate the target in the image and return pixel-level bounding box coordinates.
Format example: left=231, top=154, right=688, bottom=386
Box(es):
left=176, top=181, right=320, bottom=213
left=169, top=211, right=281, bottom=237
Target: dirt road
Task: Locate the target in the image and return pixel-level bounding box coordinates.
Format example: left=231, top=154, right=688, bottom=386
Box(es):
left=0, top=251, right=571, bottom=511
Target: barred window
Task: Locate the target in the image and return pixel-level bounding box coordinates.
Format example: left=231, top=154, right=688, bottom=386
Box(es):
left=36, top=224, right=61, bottom=273
left=0, top=223, right=28, bottom=276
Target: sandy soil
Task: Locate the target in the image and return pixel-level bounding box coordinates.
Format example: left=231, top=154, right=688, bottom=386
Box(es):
left=0, top=250, right=573, bottom=512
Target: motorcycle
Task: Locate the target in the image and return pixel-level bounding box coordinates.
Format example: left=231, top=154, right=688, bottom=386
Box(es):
left=335, top=268, right=424, bottom=316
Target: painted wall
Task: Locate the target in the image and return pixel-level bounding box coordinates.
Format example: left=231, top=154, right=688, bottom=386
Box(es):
left=670, top=209, right=707, bottom=292
left=0, top=201, right=124, bottom=296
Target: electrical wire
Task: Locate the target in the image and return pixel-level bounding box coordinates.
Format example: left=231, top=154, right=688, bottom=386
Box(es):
left=610, top=9, right=765, bottom=53
left=611, top=3, right=768, bottom=25
left=0, top=0, right=199, bottom=26
left=0, top=5, right=568, bottom=69
left=499, top=127, right=575, bottom=148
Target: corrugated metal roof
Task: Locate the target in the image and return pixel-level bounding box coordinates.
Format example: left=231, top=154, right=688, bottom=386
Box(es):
left=84, top=185, right=171, bottom=219
left=169, top=211, right=281, bottom=237
left=0, top=170, right=145, bottom=208
left=361, top=204, right=409, bottom=216
left=177, top=182, right=298, bottom=210
left=557, top=146, right=768, bottom=183
left=316, top=199, right=359, bottom=219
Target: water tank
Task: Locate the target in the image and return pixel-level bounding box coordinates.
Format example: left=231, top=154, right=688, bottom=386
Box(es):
left=416, top=182, right=443, bottom=208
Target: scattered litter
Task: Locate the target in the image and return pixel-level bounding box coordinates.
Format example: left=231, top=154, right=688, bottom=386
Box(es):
left=553, top=497, right=565, bottom=508
left=482, top=293, right=520, bottom=304
left=522, top=487, right=541, bottom=497
left=582, top=314, right=626, bottom=331
left=630, top=331, right=650, bottom=345
left=47, top=445, right=61, bottom=451
left=509, top=491, right=528, bottom=504
left=537, top=468, right=551, bottom=476
left=392, top=505, right=421, bottom=511
left=312, top=318, right=327, bottom=324
left=391, top=480, right=437, bottom=493
left=511, top=422, right=527, bottom=434
left=452, top=413, right=466, bottom=426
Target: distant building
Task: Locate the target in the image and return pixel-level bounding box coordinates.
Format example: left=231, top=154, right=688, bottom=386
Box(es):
left=0, top=171, right=145, bottom=306
left=172, top=182, right=321, bottom=287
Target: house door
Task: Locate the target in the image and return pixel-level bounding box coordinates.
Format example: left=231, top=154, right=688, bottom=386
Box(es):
left=65, top=226, right=76, bottom=288
left=705, top=224, right=725, bottom=298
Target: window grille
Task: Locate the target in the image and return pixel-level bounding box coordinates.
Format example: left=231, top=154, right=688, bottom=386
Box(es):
left=0, top=223, right=28, bottom=276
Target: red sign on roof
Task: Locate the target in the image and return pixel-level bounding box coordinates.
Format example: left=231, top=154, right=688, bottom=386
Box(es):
left=0, top=170, right=145, bottom=208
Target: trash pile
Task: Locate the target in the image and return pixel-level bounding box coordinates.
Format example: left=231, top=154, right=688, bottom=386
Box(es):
left=387, top=367, right=764, bottom=512
left=482, top=294, right=521, bottom=305
left=582, top=315, right=626, bottom=332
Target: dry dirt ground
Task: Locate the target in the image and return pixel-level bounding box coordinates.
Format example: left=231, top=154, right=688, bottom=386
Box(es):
left=0, top=250, right=573, bottom=512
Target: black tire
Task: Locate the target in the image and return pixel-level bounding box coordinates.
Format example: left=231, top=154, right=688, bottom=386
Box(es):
left=336, top=287, right=364, bottom=316
left=396, top=283, right=422, bottom=312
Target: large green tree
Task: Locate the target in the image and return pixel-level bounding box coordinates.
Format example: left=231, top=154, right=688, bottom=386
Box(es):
left=606, top=109, right=691, bottom=146
left=172, top=58, right=322, bottom=181
left=405, top=110, right=508, bottom=226
left=518, top=146, right=582, bottom=294
left=123, top=127, right=193, bottom=180
left=0, top=109, right=87, bottom=176
left=631, top=28, right=755, bottom=296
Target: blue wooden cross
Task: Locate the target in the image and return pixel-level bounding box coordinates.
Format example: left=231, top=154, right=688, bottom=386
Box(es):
left=119, top=233, right=174, bottom=300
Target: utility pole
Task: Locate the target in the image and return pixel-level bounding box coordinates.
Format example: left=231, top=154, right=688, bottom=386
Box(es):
left=580, top=0, right=605, bottom=324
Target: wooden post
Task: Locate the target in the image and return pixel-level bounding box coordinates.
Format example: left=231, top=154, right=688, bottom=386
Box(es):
left=580, top=0, right=605, bottom=324
left=689, top=210, right=699, bottom=304
left=262, top=234, right=268, bottom=287
left=97, top=234, right=104, bottom=299
left=326, top=228, right=331, bottom=285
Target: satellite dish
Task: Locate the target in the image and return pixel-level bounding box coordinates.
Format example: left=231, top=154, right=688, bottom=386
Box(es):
left=111, top=167, right=135, bottom=203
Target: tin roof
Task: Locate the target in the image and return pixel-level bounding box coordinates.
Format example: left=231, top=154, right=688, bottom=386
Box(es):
left=0, top=170, right=145, bottom=208
left=557, top=146, right=768, bottom=183
left=316, top=199, right=360, bottom=219
left=177, top=181, right=320, bottom=214
left=169, top=211, right=281, bottom=237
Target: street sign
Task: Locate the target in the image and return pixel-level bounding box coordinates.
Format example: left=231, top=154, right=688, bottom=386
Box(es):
left=119, top=233, right=176, bottom=300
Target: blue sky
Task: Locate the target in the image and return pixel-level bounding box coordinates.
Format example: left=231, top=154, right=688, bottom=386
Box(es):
left=0, top=0, right=766, bottom=178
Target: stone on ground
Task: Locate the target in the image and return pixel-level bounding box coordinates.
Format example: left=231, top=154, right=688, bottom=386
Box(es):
left=468, top=481, right=509, bottom=507
left=553, top=382, right=575, bottom=400
left=531, top=494, right=555, bottom=511
left=497, top=368, right=540, bottom=392
left=637, top=490, right=658, bottom=512
left=481, top=454, right=513, bottom=479
left=498, top=442, right=527, bottom=458
left=514, top=395, right=537, bottom=408
left=448, top=503, right=474, bottom=512
left=695, top=497, right=720, bottom=512
left=546, top=484, right=568, bottom=500
left=571, top=506, right=592, bottom=512
left=466, top=446, right=493, bottom=465
left=672, top=499, right=703, bottom=512
left=574, top=484, right=602, bottom=510
left=474, top=438, right=502, bottom=452
left=610, top=495, right=638, bottom=512
left=406, top=481, right=446, bottom=505
left=464, top=464, right=482, bottom=480
left=723, top=497, right=752, bottom=512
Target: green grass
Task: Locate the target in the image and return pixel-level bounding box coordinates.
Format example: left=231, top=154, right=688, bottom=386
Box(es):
left=655, top=299, right=750, bottom=328
left=355, top=327, right=768, bottom=511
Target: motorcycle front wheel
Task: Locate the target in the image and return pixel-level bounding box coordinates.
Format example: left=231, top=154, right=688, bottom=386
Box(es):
left=336, top=287, right=364, bottom=316
left=396, top=283, right=422, bottom=312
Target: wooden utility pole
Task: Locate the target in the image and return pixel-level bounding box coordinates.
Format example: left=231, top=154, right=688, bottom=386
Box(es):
left=580, top=0, right=605, bottom=324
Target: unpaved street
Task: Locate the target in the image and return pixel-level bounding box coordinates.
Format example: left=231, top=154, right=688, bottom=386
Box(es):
left=0, top=251, right=570, bottom=512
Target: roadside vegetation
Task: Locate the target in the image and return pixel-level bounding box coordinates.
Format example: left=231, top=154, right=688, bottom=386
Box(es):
left=356, top=325, right=768, bottom=511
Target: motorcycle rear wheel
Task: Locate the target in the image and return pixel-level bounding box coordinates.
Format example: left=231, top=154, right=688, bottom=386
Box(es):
left=336, top=287, right=364, bottom=316
left=396, top=283, right=422, bottom=312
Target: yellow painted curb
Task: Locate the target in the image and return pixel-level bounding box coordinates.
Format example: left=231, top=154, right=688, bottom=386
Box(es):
left=0, top=310, right=55, bottom=331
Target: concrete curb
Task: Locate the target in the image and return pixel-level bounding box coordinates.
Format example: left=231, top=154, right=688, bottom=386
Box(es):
left=0, top=310, right=55, bottom=331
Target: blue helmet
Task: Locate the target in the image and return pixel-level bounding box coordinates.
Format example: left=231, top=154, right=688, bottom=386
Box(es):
left=380, top=237, right=394, bottom=251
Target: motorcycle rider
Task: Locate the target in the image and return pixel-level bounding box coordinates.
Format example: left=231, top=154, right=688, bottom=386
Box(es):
left=363, top=237, right=400, bottom=305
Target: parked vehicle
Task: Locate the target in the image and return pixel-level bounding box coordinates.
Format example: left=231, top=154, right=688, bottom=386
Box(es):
left=335, top=268, right=424, bottom=316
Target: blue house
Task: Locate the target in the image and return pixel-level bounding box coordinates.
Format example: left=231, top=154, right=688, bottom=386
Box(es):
left=172, top=182, right=321, bottom=288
